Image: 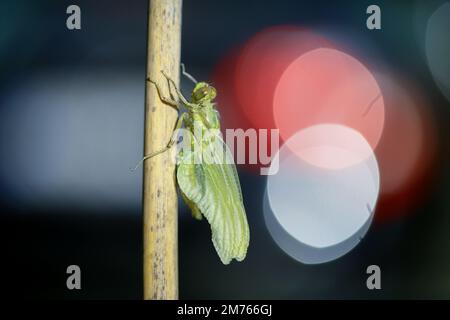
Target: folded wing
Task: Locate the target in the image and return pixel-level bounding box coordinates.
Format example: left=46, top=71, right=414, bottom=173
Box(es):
left=177, top=135, right=250, bottom=264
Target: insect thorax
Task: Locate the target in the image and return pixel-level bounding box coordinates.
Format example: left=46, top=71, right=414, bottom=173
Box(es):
left=188, top=102, right=220, bottom=130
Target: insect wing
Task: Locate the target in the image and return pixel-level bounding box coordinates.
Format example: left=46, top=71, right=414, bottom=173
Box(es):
left=177, top=135, right=250, bottom=264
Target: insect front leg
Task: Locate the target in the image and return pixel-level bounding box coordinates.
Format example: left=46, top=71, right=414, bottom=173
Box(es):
left=131, top=113, right=187, bottom=171
left=147, top=77, right=180, bottom=111
left=160, top=70, right=197, bottom=108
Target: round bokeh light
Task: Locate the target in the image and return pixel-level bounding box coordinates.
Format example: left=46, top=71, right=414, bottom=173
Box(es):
left=273, top=48, right=385, bottom=151
left=264, top=124, right=380, bottom=264
left=373, top=73, right=438, bottom=222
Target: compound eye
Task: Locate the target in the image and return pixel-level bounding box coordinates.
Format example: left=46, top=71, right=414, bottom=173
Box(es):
left=193, top=89, right=205, bottom=101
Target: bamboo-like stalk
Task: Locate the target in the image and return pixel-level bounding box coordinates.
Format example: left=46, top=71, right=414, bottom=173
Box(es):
left=143, top=0, right=182, bottom=300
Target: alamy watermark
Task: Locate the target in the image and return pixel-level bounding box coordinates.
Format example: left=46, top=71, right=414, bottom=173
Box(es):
left=366, top=265, right=381, bottom=290
left=66, top=265, right=81, bottom=290
left=167, top=124, right=279, bottom=175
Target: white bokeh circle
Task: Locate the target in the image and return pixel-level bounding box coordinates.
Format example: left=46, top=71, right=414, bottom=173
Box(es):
left=264, top=124, right=380, bottom=264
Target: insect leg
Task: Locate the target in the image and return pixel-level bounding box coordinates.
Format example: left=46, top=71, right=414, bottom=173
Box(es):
left=160, top=70, right=196, bottom=108
left=147, top=77, right=180, bottom=111
left=130, top=113, right=187, bottom=172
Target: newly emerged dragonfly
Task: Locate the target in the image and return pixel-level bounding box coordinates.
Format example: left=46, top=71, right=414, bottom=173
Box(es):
left=138, top=65, right=249, bottom=264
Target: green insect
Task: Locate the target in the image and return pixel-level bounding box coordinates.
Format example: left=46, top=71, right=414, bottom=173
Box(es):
left=138, top=65, right=249, bottom=264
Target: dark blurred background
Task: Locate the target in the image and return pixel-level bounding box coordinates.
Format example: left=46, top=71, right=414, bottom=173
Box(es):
left=1, top=0, right=449, bottom=299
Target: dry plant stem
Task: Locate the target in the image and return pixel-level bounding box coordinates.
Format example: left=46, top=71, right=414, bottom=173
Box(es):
left=143, top=0, right=182, bottom=300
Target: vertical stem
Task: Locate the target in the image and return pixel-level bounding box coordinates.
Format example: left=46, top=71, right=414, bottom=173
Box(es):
left=143, top=0, right=182, bottom=300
